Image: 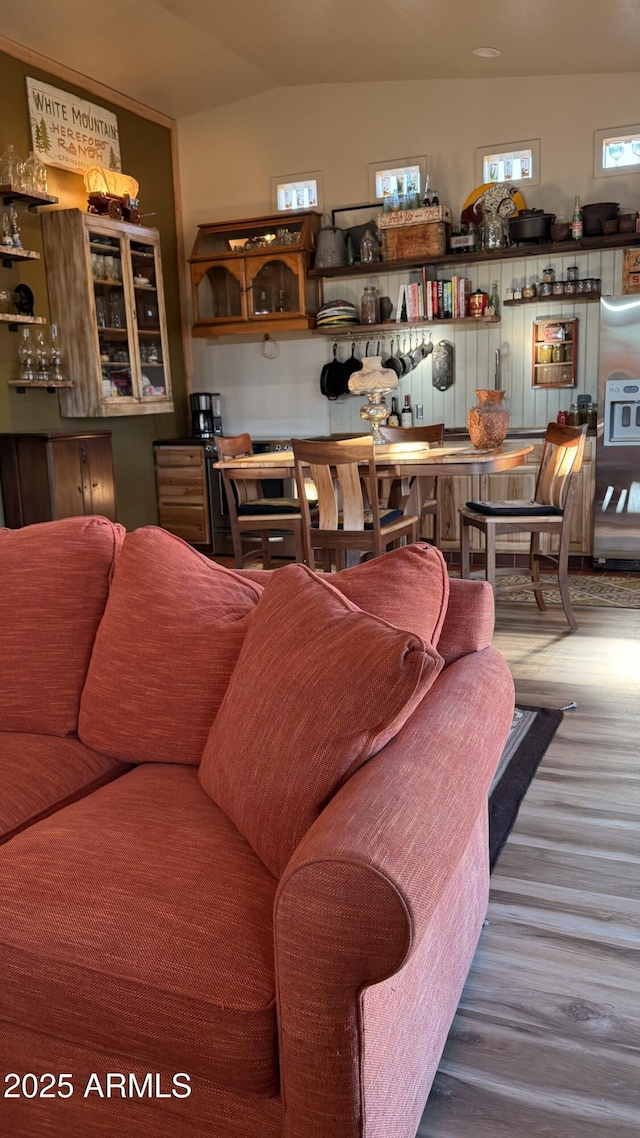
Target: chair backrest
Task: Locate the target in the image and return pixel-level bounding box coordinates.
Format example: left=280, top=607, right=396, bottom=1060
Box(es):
left=215, top=434, right=261, bottom=508
left=292, top=436, right=380, bottom=533
left=380, top=423, right=444, bottom=446
left=535, top=423, right=587, bottom=509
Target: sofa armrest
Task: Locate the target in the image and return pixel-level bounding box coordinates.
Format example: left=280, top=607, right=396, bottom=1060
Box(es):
left=437, top=577, right=495, bottom=665
left=274, top=646, right=514, bottom=1138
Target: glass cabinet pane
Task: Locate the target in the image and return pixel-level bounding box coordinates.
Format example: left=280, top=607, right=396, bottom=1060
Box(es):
left=89, top=228, right=135, bottom=400
left=250, top=259, right=298, bottom=317
left=196, top=265, right=243, bottom=321
left=130, top=237, right=167, bottom=398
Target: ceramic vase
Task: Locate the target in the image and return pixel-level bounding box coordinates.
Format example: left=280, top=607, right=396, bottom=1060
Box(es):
left=468, top=390, right=510, bottom=450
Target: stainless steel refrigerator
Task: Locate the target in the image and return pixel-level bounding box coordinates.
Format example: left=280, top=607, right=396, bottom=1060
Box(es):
left=594, top=295, right=640, bottom=569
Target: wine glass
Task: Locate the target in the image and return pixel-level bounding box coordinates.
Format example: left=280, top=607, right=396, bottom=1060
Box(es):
left=631, top=139, right=640, bottom=164
left=608, top=141, right=625, bottom=166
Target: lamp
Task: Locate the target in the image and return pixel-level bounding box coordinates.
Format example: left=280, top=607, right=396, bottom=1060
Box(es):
left=348, top=356, right=399, bottom=444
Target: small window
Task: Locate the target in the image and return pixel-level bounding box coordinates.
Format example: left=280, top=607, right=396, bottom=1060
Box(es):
left=271, top=171, right=323, bottom=212
left=594, top=124, right=640, bottom=177
left=476, top=139, right=540, bottom=187
left=369, top=156, right=427, bottom=202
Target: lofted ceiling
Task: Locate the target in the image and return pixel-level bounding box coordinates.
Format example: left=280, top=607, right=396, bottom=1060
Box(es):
left=0, top=0, right=639, bottom=119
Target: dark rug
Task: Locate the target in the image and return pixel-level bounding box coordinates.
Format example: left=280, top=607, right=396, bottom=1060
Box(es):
left=489, top=705, right=564, bottom=871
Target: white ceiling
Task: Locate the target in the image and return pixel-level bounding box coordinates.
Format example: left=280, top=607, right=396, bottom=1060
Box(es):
left=1, top=0, right=639, bottom=119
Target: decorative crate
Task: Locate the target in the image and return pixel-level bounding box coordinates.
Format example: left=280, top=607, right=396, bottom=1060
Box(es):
left=377, top=206, right=451, bottom=229
left=382, top=221, right=451, bottom=261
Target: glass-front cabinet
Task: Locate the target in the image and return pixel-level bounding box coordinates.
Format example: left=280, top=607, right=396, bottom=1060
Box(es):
left=42, top=210, right=173, bottom=417
left=190, top=211, right=321, bottom=336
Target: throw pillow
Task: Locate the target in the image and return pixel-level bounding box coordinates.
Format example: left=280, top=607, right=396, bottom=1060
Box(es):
left=0, top=517, right=124, bottom=737
left=78, top=527, right=263, bottom=765
left=198, top=563, right=444, bottom=877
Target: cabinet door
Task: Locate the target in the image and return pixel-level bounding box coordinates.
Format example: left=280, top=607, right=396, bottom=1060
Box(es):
left=126, top=233, right=173, bottom=405
left=87, top=222, right=138, bottom=407
left=245, top=254, right=304, bottom=320
left=192, top=260, right=246, bottom=325
left=50, top=439, right=86, bottom=519
left=83, top=436, right=117, bottom=520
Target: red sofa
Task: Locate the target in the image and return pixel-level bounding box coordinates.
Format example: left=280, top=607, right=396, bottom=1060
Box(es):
left=0, top=517, right=514, bottom=1138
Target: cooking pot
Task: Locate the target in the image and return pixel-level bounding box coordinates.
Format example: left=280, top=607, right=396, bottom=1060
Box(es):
left=509, top=209, right=555, bottom=244
left=581, top=202, right=619, bottom=236
left=314, top=214, right=347, bottom=269
left=320, top=343, right=348, bottom=400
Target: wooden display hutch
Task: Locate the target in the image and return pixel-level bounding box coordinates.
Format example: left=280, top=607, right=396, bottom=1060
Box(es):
left=531, top=317, right=577, bottom=388
left=190, top=211, right=321, bottom=336
left=41, top=209, right=173, bottom=417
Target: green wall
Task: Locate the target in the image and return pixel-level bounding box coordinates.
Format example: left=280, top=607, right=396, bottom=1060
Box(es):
left=0, top=49, right=187, bottom=529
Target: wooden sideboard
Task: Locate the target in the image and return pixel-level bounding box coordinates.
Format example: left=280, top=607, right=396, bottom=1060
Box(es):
left=0, top=431, right=116, bottom=527
left=433, top=435, right=595, bottom=555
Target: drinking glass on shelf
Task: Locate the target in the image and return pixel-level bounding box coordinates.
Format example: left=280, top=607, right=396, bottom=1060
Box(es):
left=109, top=292, right=125, bottom=329
left=22, top=152, right=47, bottom=194
left=103, top=255, right=115, bottom=281
left=91, top=253, right=104, bottom=280
left=0, top=145, right=24, bottom=188
left=607, top=141, right=625, bottom=166
left=95, top=294, right=107, bottom=328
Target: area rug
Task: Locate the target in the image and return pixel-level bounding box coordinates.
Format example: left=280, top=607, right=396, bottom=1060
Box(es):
left=494, top=573, right=640, bottom=609
left=489, top=705, right=563, bottom=871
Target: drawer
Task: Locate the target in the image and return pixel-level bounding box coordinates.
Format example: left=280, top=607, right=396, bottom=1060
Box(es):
left=156, top=465, right=205, bottom=503
left=158, top=505, right=208, bottom=543
left=155, top=447, right=204, bottom=468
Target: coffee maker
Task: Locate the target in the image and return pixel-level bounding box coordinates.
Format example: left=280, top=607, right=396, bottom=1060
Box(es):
left=190, top=392, right=222, bottom=438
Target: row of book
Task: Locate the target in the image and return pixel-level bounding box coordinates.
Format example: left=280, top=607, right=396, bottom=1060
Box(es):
left=396, top=276, right=473, bottom=322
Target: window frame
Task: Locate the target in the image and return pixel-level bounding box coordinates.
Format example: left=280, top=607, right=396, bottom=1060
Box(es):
left=594, top=124, right=640, bottom=179
left=270, top=170, right=323, bottom=213
left=368, top=155, right=427, bottom=202
left=475, top=139, right=540, bottom=187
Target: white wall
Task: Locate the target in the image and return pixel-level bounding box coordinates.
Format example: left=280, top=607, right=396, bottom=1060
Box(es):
left=178, top=72, right=640, bottom=434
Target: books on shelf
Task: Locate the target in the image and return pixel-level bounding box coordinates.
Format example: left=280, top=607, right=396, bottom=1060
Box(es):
left=422, top=270, right=472, bottom=319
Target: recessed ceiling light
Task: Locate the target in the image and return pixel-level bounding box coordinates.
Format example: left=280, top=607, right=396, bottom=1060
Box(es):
left=472, top=46, right=502, bottom=58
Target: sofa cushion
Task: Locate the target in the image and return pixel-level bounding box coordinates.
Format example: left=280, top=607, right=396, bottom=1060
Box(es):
left=239, top=541, right=450, bottom=645
left=199, top=563, right=444, bottom=878
left=0, top=516, right=124, bottom=737
left=78, top=527, right=264, bottom=765
left=0, top=764, right=278, bottom=1095
left=0, top=733, right=128, bottom=844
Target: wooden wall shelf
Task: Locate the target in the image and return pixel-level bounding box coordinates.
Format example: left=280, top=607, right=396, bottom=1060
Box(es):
left=0, top=184, right=58, bottom=209
left=1, top=247, right=40, bottom=265
left=504, top=292, right=601, bottom=308
left=9, top=380, right=74, bottom=390
left=313, top=316, right=499, bottom=338
left=0, top=312, right=45, bottom=326
left=309, top=233, right=640, bottom=280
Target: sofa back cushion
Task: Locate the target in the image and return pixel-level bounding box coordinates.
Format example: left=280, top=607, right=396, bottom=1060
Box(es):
left=78, top=527, right=263, bottom=765
left=198, top=564, right=444, bottom=878
left=238, top=542, right=449, bottom=645
left=0, top=517, right=124, bottom=737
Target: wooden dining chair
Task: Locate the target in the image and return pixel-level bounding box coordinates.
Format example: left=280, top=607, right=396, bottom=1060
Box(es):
left=458, top=423, right=588, bottom=630
left=216, top=434, right=306, bottom=569
left=292, top=435, right=419, bottom=570
left=379, top=423, right=445, bottom=543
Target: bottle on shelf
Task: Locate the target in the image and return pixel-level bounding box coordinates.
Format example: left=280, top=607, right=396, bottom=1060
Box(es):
left=431, top=189, right=439, bottom=206
left=401, top=394, right=413, bottom=427
left=571, top=196, right=583, bottom=241
left=387, top=396, right=400, bottom=427
left=489, top=282, right=500, bottom=317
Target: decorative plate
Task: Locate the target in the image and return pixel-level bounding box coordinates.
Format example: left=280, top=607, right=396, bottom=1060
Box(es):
left=461, top=182, right=527, bottom=229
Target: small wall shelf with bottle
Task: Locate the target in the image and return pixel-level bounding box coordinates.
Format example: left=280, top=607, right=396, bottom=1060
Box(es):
left=532, top=317, right=577, bottom=389
left=9, top=324, right=73, bottom=393
left=505, top=291, right=601, bottom=308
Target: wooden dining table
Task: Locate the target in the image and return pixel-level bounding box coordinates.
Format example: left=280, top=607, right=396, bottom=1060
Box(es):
left=212, top=439, right=534, bottom=484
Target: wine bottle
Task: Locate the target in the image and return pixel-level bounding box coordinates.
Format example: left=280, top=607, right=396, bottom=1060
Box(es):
left=387, top=396, right=400, bottom=427
left=401, top=394, right=413, bottom=427
left=571, top=196, right=583, bottom=241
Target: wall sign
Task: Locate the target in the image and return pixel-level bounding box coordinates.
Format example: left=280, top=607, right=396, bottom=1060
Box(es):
left=26, top=78, right=121, bottom=176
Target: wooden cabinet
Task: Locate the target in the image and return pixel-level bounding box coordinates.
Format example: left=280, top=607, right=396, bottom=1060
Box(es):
left=436, top=436, right=594, bottom=555
left=41, top=209, right=173, bottom=417
left=0, top=431, right=116, bottom=527
left=155, top=442, right=210, bottom=545
left=532, top=317, right=577, bottom=389
left=190, top=211, right=321, bottom=337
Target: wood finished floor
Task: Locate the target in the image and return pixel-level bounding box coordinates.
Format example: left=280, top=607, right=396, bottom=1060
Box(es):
left=418, top=603, right=640, bottom=1138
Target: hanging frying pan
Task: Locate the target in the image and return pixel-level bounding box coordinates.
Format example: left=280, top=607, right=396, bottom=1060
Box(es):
left=343, top=341, right=363, bottom=381
left=320, top=342, right=349, bottom=400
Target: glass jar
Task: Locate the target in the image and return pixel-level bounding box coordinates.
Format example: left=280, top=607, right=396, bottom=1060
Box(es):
left=568, top=403, right=580, bottom=425
left=0, top=144, right=24, bottom=188
left=552, top=343, right=566, bottom=363
left=523, top=283, right=537, bottom=299
left=360, top=228, right=379, bottom=263
left=582, top=277, right=594, bottom=293
left=593, top=278, right=601, bottom=294
left=557, top=409, right=569, bottom=425
left=542, top=267, right=556, bottom=283
left=552, top=281, right=564, bottom=295
left=576, top=279, right=584, bottom=293
left=567, top=265, right=579, bottom=281
left=537, top=281, right=551, bottom=296
left=361, top=286, right=379, bottom=325
left=564, top=280, right=577, bottom=294
left=22, top=151, right=48, bottom=194
left=539, top=343, right=553, bottom=364
left=588, top=401, right=598, bottom=429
